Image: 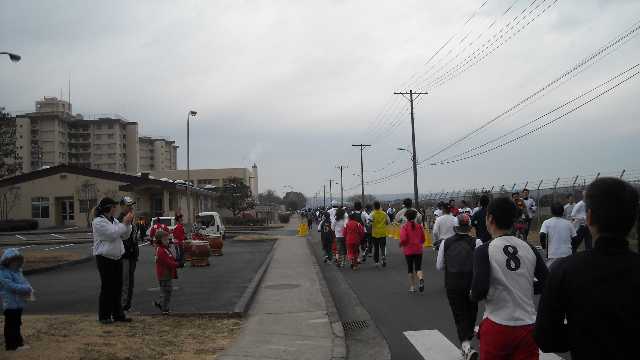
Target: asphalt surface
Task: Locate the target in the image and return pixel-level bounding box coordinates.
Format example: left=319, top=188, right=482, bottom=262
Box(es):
left=309, top=229, right=569, bottom=360
left=25, top=238, right=275, bottom=315
left=1, top=243, right=94, bottom=257
left=0, top=232, right=93, bottom=243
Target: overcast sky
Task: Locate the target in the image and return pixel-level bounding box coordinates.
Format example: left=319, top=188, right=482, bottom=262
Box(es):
left=2, top=0, right=640, bottom=199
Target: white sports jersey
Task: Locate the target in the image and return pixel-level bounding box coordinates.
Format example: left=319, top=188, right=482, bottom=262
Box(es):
left=473, top=235, right=546, bottom=326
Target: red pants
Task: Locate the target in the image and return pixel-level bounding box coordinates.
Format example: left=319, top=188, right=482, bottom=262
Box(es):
left=346, top=242, right=360, bottom=264
left=479, top=318, right=538, bottom=360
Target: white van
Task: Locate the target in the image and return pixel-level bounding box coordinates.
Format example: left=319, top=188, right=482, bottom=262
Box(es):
left=196, top=212, right=226, bottom=238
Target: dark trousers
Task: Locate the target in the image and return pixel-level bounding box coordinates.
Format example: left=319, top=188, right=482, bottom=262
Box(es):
left=361, top=233, right=372, bottom=254
left=121, top=257, right=137, bottom=310
left=446, top=287, right=478, bottom=344
left=321, top=234, right=333, bottom=260
left=523, top=218, right=532, bottom=242
left=572, top=225, right=592, bottom=254
left=4, top=309, right=23, bottom=351
left=96, top=255, right=124, bottom=321
left=372, top=237, right=387, bottom=263
left=175, top=244, right=185, bottom=267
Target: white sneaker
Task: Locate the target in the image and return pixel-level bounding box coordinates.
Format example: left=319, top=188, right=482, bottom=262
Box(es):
left=465, top=349, right=478, bottom=360
left=16, top=345, right=31, bottom=351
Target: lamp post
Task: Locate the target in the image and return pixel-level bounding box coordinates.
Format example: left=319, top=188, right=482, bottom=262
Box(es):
left=187, top=110, right=197, bottom=225
left=0, top=52, right=21, bottom=63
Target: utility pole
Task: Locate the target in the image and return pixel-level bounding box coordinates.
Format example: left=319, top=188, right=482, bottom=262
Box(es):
left=352, top=144, right=371, bottom=205
left=394, top=89, right=428, bottom=211
left=329, top=179, right=334, bottom=204
left=336, top=165, right=348, bottom=207
left=323, top=185, right=327, bottom=208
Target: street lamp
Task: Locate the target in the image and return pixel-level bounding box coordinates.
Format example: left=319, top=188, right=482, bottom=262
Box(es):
left=0, top=52, right=21, bottom=63
left=187, top=110, right=197, bottom=225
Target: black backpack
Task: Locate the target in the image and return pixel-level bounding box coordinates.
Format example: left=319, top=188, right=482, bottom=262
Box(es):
left=443, top=234, right=475, bottom=273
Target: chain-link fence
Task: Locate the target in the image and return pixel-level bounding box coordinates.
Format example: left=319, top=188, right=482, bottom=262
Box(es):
left=420, top=169, right=640, bottom=246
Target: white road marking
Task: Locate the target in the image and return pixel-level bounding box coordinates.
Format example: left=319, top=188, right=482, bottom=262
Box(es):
left=50, top=233, right=65, bottom=239
left=44, top=243, right=75, bottom=251
left=404, top=330, right=460, bottom=360
left=16, top=245, right=34, bottom=250
left=15, top=235, right=26, bottom=240
left=406, top=329, right=563, bottom=360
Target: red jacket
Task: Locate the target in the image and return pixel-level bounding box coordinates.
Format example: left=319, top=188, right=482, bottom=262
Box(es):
left=155, top=245, right=178, bottom=280
left=150, top=223, right=169, bottom=239
left=344, top=219, right=365, bottom=246
left=400, top=221, right=425, bottom=256
left=172, top=223, right=185, bottom=244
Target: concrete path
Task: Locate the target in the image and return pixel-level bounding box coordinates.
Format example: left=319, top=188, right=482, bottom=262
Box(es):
left=218, top=234, right=339, bottom=360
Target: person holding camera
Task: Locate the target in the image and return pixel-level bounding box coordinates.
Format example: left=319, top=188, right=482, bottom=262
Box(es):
left=92, top=197, right=134, bottom=324
left=118, top=196, right=140, bottom=312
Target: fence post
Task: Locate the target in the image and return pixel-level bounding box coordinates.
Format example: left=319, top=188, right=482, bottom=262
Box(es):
left=553, top=177, right=560, bottom=204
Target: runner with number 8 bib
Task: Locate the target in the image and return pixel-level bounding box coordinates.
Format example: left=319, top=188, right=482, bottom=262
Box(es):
left=471, top=197, right=549, bottom=360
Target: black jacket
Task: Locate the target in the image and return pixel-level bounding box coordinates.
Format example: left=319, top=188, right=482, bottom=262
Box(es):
left=117, top=213, right=140, bottom=260
left=534, top=235, right=640, bottom=360
left=471, top=207, right=490, bottom=243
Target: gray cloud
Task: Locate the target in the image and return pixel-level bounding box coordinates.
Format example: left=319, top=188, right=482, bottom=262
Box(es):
left=1, top=0, right=639, bottom=196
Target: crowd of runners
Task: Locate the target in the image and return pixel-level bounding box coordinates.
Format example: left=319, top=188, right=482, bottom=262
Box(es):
left=304, top=177, right=640, bottom=360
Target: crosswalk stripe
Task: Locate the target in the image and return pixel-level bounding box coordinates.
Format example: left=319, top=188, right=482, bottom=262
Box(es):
left=405, top=329, right=563, bottom=360
left=404, top=330, right=461, bottom=359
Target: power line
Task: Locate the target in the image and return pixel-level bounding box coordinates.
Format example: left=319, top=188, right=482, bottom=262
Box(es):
left=438, top=63, right=640, bottom=163
left=420, top=17, right=640, bottom=164
left=429, top=66, right=640, bottom=166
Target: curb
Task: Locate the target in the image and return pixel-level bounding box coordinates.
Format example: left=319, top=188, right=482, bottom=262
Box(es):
left=306, top=236, right=347, bottom=360
left=24, top=255, right=93, bottom=275
left=232, top=240, right=277, bottom=316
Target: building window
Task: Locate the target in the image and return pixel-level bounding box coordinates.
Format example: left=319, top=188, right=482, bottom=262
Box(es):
left=79, top=199, right=97, bottom=213
left=107, top=134, right=114, bottom=139
left=108, top=124, right=114, bottom=129
left=31, top=197, right=50, bottom=218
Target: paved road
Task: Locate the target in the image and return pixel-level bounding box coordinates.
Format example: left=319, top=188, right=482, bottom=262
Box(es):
left=309, top=230, right=568, bottom=360
left=1, top=243, right=93, bottom=257
left=0, top=232, right=93, bottom=242
left=25, top=238, right=274, bottom=315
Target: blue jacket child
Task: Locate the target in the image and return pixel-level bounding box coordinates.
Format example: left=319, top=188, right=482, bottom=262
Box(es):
left=0, top=248, right=33, bottom=310
left=0, top=248, right=33, bottom=351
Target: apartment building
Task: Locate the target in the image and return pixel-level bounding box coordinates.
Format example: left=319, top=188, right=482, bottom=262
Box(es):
left=138, top=136, right=178, bottom=172
left=5, top=97, right=176, bottom=175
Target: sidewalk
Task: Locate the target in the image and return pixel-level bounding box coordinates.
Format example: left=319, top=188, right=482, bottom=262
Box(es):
left=218, top=234, right=340, bottom=360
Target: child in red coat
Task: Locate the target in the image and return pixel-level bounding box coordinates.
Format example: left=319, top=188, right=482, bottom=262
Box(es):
left=153, top=230, right=178, bottom=315
left=399, top=209, right=425, bottom=292
left=344, top=213, right=365, bottom=270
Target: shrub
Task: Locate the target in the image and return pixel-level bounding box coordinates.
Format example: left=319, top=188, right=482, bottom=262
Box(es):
left=222, top=216, right=267, bottom=226
left=0, top=219, right=39, bottom=232
left=278, top=212, right=291, bottom=224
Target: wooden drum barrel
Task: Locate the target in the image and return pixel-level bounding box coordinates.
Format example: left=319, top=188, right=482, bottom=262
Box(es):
left=190, top=240, right=210, bottom=266
left=207, top=235, right=224, bottom=256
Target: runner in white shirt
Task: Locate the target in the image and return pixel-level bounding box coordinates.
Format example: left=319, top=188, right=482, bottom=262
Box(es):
left=563, top=194, right=575, bottom=220
left=570, top=191, right=592, bottom=253
left=471, top=197, right=548, bottom=359
left=540, top=203, right=577, bottom=267
left=432, top=204, right=457, bottom=248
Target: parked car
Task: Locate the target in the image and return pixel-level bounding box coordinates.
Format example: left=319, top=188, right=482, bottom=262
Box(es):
left=196, top=212, right=226, bottom=238
left=146, top=216, right=177, bottom=238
